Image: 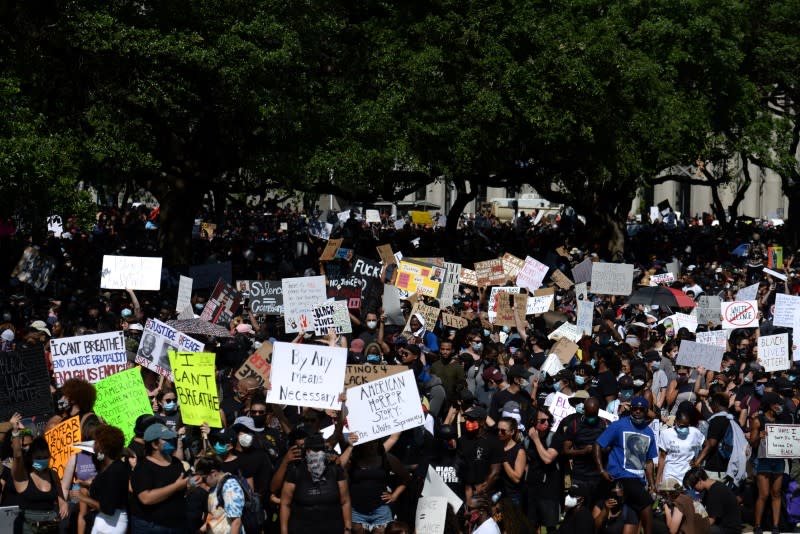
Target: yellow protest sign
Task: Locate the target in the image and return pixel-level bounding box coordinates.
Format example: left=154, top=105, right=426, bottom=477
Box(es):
left=410, top=211, right=434, bottom=225
left=394, top=261, right=441, bottom=297
left=169, top=351, right=222, bottom=428
left=45, top=416, right=81, bottom=479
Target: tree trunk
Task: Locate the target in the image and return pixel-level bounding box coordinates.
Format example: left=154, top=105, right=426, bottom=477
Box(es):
left=444, top=176, right=477, bottom=245
left=157, top=175, right=207, bottom=267
left=786, top=186, right=800, bottom=251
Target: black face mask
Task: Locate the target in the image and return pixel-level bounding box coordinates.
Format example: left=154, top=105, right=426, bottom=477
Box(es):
left=251, top=415, right=267, bottom=428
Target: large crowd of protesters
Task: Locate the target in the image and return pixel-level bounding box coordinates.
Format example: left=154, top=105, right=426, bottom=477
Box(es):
left=0, top=201, right=798, bottom=534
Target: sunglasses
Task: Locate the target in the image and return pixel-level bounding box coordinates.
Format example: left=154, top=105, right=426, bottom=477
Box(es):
left=536, top=419, right=550, bottom=424
left=250, top=410, right=266, bottom=415
left=497, top=428, right=512, bottom=435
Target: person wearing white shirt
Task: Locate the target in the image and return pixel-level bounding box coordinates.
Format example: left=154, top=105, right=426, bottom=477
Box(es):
left=468, top=495, right=501, bottom=534
left=656, top=410, right=705, bottom=486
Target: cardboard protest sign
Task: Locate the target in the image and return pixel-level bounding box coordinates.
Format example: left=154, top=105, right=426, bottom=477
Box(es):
left=344, top=364, right=406, bottom=387
left=696, top=295, right=721, bottom=327
left=377, top=244, right=396, bottom=265
left=352, top=256, right=382, bottom=279
left=551, top=338, right=579, bottom=364
left=266, top=342, right=347, bottom=410
left=326, top=276, right=363, bottom=312
left=422, top=465, right=464, bottom=514
left=721, top=300, right=758, bottom=329
left=282, top=275, right=328, bottom=333
left=502, top=253, right=525, bottom=279
left=135, top=318, right=204, bottom=380
left=765, top=424, right=800, bottom=458
left=549, top=392, right=576, bottom=429
left=176, top=275, right=193, bottom=312
left=590, top=263, right=634, bottom=295
left=695, top=330, right=727, bottom=349
left=551, top=269, right=573, bottom=289
left=571, top=258, right=594, bottom=285
left=189, top=261, right=233, bottom=288
left=45, top=416, right=81, bottom=478
left=50, top=331, right=129, bottom=386
left=488, top=286, right=522, bottom=322
left=442, top=262, right=461, bottom=285
left=320, top=238, right=343, bottom=261
left=94, top=367, right=152, bottom=445
left=200, top=222, right=216, bottom=239
left=441, top=313, right=469, bottom=330
left=410, top=211, right=434, bottom=225
left=234, top=341, right=273, bottom=387
left=415, top=496, right=448, bottom=534
left=169, top=352, right=222, bottom=427
left=515, top=256, right=549, bottom=291
left=200, top=278, right=242, bottom=327
left=576, top=300, right=594, bottom=337
left=494, top=292, right=527, bottom=327
left=0, top=347, right=53, bottom=421
left=11, top=246, right=56, bottom=291
left=459, top=268, right=478, bottom=287
left=345, top=369, right=425, bottom=443
left=405, top=302, right=442, bottom=334
left=526, top=293, right=553, bottom=315
left=547, top=322, right=581, bottom=343
left=675, top=340, right=725, bottom=370
left=474, top=259, right=506, bottom=287
left=649, top=273, right=675, bottom=286
left=101, top=255, right=162, bottom=291
left=0, top=507, right=20, bottom=533
left=773, top=293, right=800, bottom=328
left=312, top=300, right=352, bottom=335
left=735, top=283, right=759, bottom=302
left=244, top=280, right=283, bottom=315
left=758, top=333, right=790, bottom=372
left=365, top=209, right=381, bottom=224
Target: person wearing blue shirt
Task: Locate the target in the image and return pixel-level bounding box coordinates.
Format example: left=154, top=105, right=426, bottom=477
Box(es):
left=593, top=396, right=658, bottom=534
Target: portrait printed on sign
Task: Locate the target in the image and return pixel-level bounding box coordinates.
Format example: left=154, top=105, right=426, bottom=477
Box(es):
left=623, top=432, right=650, bottom=475
left=137, top=332, right=170, bottom=371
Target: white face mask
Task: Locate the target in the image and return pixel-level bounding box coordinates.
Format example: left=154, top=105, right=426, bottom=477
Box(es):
left=366, top=320, right=378, bottom=329
left=564, top=495, right=579, bottom=509
left=238, top=433, right=254, bottom=448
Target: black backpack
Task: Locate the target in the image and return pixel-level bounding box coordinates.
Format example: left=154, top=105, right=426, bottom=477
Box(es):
left=215, top=473, right=265, bottom=534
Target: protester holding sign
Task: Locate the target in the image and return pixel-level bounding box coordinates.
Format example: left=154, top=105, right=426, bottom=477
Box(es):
left=748, top=393, right=787, bottom=534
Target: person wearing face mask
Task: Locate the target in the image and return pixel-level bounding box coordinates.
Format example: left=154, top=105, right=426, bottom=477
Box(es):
left=655, top=410, right=704, bottom=490
left=557, top=484, right=596, bottom=534
left=488, top=365, right=531, bottom=427
left=363, top=342, right=386, bottom=365
left=608, top=374, right=635, bottom=417
left=525, top=406, right=561, bottom=533
left=590, top=351, right=621, bottom=407
left=459, top=406, right=502, bottom=504
left=467, top=494, right=501, bottom=534
left=431, top=340, right=466, bottom=403
left=544, top=369, right=576, bottom=410
left=656, top=477, right=711, bottom=534
left=357, top=311, right=386, bottom=348
left=156, top=388, right=182, bottom=433
left=11, top=431, right=68, bottom=534
left=595, top=483, right=639, bottom=534
left=667, top=366, right=703, bottom=417
left=558, top=395, right=609, bottom=503
left=749, top=393, right=786, bottom=534
left=646, top=351, right=669, bottom=413
left=220, top=377, right=259, bottom=428
left=246, top=397, right=283, bottom=465
left=594, top=396, right=658, bottom=534
left=130, top=423, right=188, bottom=534
left=231, top=417, right=273, bottom=508
left=209, top=429, right=240, bottom=472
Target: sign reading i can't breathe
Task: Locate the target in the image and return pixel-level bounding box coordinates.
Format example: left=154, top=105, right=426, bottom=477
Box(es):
left=721, top=300, right=758, bottom=329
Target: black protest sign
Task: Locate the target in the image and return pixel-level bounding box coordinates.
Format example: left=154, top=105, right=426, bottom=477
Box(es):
left=352, top=256, right=382, bottom=279
left=189, top=262, right=233, bottom=289
left=248, top=280, right=284, bottom=315
left=0, top=346, right=53, bottom=420
left=327, top=276, right=363, bottom=312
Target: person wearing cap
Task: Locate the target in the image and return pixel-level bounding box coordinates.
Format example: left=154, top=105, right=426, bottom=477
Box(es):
left=656, top=477, right=710, bottom=534
left=594, top=396, right=658, bottom=534
left=749, top=392, right=786, bottom=534
left=460, top=406, right=503, bottom=503
left=488, top=365, right=532, bottom=427
left=130, top=423, right=188, bottom=534
left=231, top=416, right=273, bottom=506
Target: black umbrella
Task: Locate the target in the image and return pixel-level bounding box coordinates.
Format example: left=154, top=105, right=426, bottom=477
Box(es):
left=627, top=286, right=696, bottom=308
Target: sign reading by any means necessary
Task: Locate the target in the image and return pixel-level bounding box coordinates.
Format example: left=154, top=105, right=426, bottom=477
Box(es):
left=721, top=300, right=758, bottom=330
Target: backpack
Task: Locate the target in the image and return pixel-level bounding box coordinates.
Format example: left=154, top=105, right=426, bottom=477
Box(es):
left=215, top=473, right=265, bottom=534
left=716, top=420, right=735, bottom=460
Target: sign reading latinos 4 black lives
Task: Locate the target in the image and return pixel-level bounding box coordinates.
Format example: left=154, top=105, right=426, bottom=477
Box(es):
left=0, top=347, right=53, bottom=421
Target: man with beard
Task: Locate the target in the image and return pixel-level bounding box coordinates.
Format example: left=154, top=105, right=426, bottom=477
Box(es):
left=594, top=396, right=658, bottom=534
left=430, top=339, right=465, bottom=403
left=458, top=406, right=502, bottom=503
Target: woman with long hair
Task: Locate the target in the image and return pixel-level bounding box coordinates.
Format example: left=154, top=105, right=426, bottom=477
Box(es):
left=496, top=417, right=526, bottom=508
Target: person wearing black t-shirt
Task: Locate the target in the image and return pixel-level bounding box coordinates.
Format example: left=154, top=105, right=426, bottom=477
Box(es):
left=426, top=425, right=467, bottom=510
left=692, top=394, right=729, bottom=480
left=489, top=365, right=533, bottom=426
left=590, top=351, right=620, bottom=406
left=683, top=467, right=742, bottom=534
left=526, top=406, right=561, bottom=532
left=130, top=424, right=188, bottom=534
left=557, top=395, right=609, bottom=505
left=231, top=417, right=273, bottom=501
left=458, top=406, right=503, bottom=503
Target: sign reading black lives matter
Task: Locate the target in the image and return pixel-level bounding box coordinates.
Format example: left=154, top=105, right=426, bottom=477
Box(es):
left=266, top=342, right=347, bottom=410
left=0, top=347, right=53, bottom=420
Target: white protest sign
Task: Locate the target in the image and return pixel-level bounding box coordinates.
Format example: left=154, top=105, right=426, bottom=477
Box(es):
left=649, top=206, right=660, bottom=221
left=394, top=219, right=405, bottom=230
left=547, top=321, right=581, bottom=343
left=721, top=300, right=758, bottom=329
left=758, top=333, right=790, bottom=372
left=135, top=318, right=204, bottom=379
left=488, top=286, right=522, bottom=321
left=382, top=284, right=405, bottom=326
left=365, top=209, right=381, bottom=224
left=600, top=409, right=619, bottom=423
left=540, top=353, right=564, bottom=376
left=794, top=311, right=800, bottom=362
left=695, top=330, right=727, bottom=349
left=696, top=295, right=721, bottom=327
left=572, top=259, right=593, bottom=285
left=266, top=342, right=347, bottom=410
left=672, top=312, right=698, bottom=333
left=765, top=424, right=800, bottom=458
left=415, top=496, right=448, bottom=534
left=282, top=276, right=328, bottom=333
left=549, top=392, right=576, bottom=429
left=176, top=275, right=193, bottom=312
left=763, top=267, right=787, bottom=281
left=100, top=255, right=162, bottom=291
left=47, top=215, right=63, bottom=237
left=649, top=273, right=675, bottom=286
left=575, top=282, right=588, bottom=301
left=50, top=331, right=128, bottom=386
left=736, top=283, right=759, bottom=301
left=312, top=300, right=352, bottom=335
left=576, top=300, right=594, bottom=337
left=526, top=294, right=554, bottom=315
left=675, top=340, right=725, bottom=370
left=516, top=256, right=549, bottom=291
left=773, top=293, right=800, bottom=328
left=590, top=263, right=634, bottom=295
left=345, top=369, right=425, bottom=443
left=422, top=465, right=464, bottom=515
